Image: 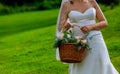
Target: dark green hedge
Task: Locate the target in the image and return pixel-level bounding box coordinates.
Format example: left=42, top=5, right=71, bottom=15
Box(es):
left=0, top=0, right=120, bottom=15
left=0, top=0, right=60, bottom=9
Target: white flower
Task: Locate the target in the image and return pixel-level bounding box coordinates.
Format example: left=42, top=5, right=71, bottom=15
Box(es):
left=81, top=39, right=87, bottom=43
left=56, top=32, right=64, bottom=39
left=67, top=34, right=71, bottom=38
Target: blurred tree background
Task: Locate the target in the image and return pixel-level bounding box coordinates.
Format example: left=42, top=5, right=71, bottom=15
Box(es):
left=0, top=0, right=60, bottom=15
left=0, top=0, right=120, bottom=15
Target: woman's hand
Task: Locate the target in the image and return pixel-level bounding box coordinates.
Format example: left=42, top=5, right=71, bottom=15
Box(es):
left=64, top=23, right=72, bottom=30
left=80, top=25, right=93, bottom=34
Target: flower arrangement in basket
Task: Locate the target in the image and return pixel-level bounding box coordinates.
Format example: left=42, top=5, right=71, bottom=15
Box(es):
left=54, top=28, right=90, bottom=63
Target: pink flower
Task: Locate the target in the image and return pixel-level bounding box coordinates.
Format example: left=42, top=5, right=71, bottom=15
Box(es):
left=75, top=36, right=83, bottom=40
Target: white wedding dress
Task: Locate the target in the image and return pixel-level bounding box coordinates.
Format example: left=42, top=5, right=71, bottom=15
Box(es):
left=66, top=7, right=119, bottom=74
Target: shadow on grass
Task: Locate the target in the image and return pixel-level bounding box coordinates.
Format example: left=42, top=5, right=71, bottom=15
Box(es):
left=0, top=17, right=56, bottom=38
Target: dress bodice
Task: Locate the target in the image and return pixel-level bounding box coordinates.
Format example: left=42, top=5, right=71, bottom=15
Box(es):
left=68, top=7, right=96, bottom=24
left=68, top=7, right=101, bottom=37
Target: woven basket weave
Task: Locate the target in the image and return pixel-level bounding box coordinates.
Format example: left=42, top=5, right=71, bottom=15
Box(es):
left=59, top=43, right=86, bottom=63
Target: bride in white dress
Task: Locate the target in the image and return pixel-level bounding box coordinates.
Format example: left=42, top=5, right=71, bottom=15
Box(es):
left=55, top=0, right=119, bottom=74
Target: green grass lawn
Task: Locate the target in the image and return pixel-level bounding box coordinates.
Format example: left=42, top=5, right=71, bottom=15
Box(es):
left=0, top=9, right=58, bottom=37
left=0, top=6, right=120, bottom=74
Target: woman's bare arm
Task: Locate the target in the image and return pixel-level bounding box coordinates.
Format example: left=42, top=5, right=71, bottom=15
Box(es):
left=80, top=0, right=108, bottom=34
left=90, top=0, right=108, bottom=30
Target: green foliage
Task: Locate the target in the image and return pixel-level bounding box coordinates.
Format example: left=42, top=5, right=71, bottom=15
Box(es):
left=99, top=4, right=111, bottom=12
left=1, top=0, right=120, bottom=15
left=97, top=0, right=120, bottom=5
left=0, top=3, right=12, bottom=15
left=0, top=4, right=40, bottom=15
left=0, top=0, right=120, bottom=16
left=0, top=0, right=60, bottom=15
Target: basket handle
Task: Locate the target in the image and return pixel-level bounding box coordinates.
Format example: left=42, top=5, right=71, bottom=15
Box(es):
left=70, top=23, right=89, bottom=38
left=60, top=23, right=89, bottom=38
left=60, top=23, right=81, bottom=32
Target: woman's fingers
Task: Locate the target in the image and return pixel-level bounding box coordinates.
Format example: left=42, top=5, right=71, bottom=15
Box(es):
left=64, top=23, right=72, bottom=29
left=80, top=26, right=89, bottom=34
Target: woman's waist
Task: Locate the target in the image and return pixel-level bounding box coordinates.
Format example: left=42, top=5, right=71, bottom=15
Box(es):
left=73, top=29, right=102, bottom=38
left=88, top=30, right=102, bottom=37
left=70, top=20, right=96, bottom=26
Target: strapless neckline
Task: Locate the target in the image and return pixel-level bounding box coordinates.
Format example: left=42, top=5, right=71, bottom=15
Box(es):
left=69, top=7, right=95, bottom=15
left=68, top=7, right=96, bottom=24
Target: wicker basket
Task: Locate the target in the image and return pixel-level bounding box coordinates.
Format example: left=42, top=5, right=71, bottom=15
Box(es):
left=59, top=43, right=86, bottom=63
